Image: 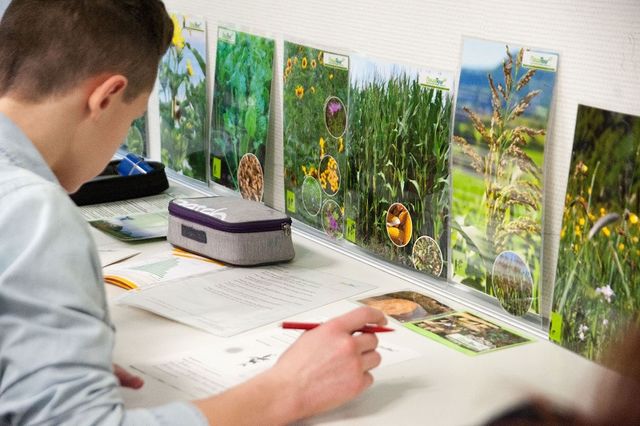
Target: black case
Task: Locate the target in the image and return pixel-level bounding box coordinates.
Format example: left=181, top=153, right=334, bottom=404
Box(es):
left=70, top=159, right=169, bottom=206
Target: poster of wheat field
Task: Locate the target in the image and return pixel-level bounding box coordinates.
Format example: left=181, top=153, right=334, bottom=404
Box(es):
left=283, top=41, right=349, bottom=238
left=158, top=14, right=207, bottom=182
left=451, top=38, right=558, bottom=316
left=345, top=55, right=453, bottom=278
left=550, top=105, right=640, bottom=361
left=121, top=116, right=147, bottom=157
left=210, top=28, right=274, bottom=202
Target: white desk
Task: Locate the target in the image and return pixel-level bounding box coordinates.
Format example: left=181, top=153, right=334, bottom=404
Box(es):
left=95, top=227, right=607, bottom=425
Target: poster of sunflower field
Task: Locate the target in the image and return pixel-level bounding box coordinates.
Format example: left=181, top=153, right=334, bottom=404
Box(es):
left=345, top=55, right=453, bottom=279
left=158, top=13, right=207, bottom=182
left=550, top=105, right=640, bottom=362
left=211, top=27, right=275, bottom=202
left=451, top=38, right=558, bottom=317
left=283, top=41, right=349, bottom=238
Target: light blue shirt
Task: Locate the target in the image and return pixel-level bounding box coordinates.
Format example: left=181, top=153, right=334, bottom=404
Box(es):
left=0, top=113, right=208, bottom=426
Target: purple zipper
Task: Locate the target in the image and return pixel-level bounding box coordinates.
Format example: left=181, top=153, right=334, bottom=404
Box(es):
left=169, top=201, right=292, bottom=234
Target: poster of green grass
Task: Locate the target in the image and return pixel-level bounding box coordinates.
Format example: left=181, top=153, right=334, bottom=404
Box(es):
left=550, top=105, right=640, bottom=362
left=158, top=14, right=207, bottom=182
left=451, top=38, right=558, bottom=316
left=211, top=28, right=274, bottom=202
left=121, top=116, right=147, bottom=157
left=345, top=55, right=452, bottom=278
left=283, top=41, right=349, bottom=238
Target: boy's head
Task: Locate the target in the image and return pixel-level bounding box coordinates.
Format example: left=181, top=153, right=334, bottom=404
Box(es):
left=0, top=0, right=173, bottom=192
left=0, top=0, right=172, bottom=102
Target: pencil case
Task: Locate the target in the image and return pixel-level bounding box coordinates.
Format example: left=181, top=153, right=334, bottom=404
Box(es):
left=70, top=159, right=169, bottom=206
left=167, top=197, right=294, bottom=266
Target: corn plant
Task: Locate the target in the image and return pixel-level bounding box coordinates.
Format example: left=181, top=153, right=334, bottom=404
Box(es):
left=158, top=14, right=207, bottom=182
left=552, top=105, right=640, bottom=361
left=346, top=57, right=451, bottom=278
left=452, top=43, right=555, bottom=315
left=211, top=29, right=274, bottom=195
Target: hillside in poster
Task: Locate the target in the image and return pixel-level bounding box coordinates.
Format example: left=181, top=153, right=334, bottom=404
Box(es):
left=283, top=41, right=349, bottom=238
left=551, top=105, right=640, bottom=361
left=158, top=14, right=207, bottom=182
left=345, top=55, right=452, bottom=278
left=451, top=38, right=558, bottom=316
left=211, top=28, right=274, bottom=202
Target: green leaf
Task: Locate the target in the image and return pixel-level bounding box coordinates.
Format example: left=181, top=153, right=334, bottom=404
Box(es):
left=244, top=106, right=257, bottom=139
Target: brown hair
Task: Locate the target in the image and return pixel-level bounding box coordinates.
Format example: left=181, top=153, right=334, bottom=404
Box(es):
left=0, top=0, right=173, bottom=102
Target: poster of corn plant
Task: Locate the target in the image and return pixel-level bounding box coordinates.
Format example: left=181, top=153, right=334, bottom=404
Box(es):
left=451, top=38, right=558, bottom=316
left=121, top=116, right=147, bottom=157
left=345, top=55, right=453, bottom=278
left=283, top=41, right=349, bottom=238
left=158, top=14, right=207, bottom=182
left=211, top=28, right=274, bottom=201
left=550, top=105, right=640, bottom=361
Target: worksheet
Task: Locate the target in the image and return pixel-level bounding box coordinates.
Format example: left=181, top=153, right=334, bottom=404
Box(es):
left=117, top=265, right=376, bottom=336
left=129, top=325, right=421, bottom=399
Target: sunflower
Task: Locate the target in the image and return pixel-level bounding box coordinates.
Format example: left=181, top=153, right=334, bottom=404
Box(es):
left=170, top=14, right=185, bottom=51
left=310, top=86, right=316, bottom=94
left=301, top=57, right=308, bottom=69
left=186, top=60, right=194, bottom=77
left=287, top=58, right=292, bottom=68
left=311, top=59, right=317, bottom=69
left=295, top=85, right=304, bottom=99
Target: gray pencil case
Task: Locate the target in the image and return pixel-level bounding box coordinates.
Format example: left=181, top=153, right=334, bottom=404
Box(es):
left=168, top=197, right=294, bottom=266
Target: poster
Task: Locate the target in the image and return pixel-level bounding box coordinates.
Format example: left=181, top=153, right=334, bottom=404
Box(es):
left=121, top=115, right=147, bottom=157
left=210, top=28, right=275, bottom=201
left=283, top=41, right=349, bottom=238
left=158, top=14, right=207, bottom=182
left=345, top=55, right=453, bottom=278
left=550, top=105, right=640, bottom=361
left=405, top=312, right=532, bottom=356
left=451, top=38, right=558, bottom=316
left=359, top=290, right=453, bottom=322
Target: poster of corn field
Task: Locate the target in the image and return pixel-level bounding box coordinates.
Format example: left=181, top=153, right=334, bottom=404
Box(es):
left=451, top=38, right=558, bottom=316
left=345, top=55, right=453, bottom=278
left=550, top=105, right=640, bottom=361
left=283, top=41, right=349, bottom=238
left=121, top=115, right=147, bottom=157
left=211, top=28, right=274, bottom=202
left=158, top=14, right=207, bottom=182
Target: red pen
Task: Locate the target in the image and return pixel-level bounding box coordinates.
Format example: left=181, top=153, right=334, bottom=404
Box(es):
left=282, top=321, right=394, bottom=333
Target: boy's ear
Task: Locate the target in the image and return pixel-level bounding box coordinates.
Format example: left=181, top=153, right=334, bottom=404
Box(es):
left=87, top=75, right=128, bottom=119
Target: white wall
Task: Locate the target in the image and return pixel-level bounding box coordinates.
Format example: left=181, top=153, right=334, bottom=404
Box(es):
left=157, top=0, right=640, bottom=320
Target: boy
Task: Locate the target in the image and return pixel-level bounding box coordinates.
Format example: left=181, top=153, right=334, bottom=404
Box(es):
left=0, top=1, right=385, bottom=424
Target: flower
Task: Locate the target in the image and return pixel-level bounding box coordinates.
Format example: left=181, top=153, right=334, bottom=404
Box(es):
left=602, top=226, right=611, bottom=237
left=329, top=73, right=334, bottom=80
left=301, top=165, right=307, bottom=175
left=301, top=57, right=308, bottom=69
left=578, top=324, right=589, bottom=341
left=319, top=137, right=326, bottom=158
left=310, top=86, right=316, bottom=94
left=603, top=319, right=609, bottom=326
left=581, top=164, right=588, bottom=174
left=574, top=225, right=581, bottom=237
left=632, top=236, right=639, bottom=244
left=318, top=51, right=323, bottom=62
left=186, top=60, right=194, bottom=77
left=629, top=213, right=639, bottom=224
left=287, top=58, right=292, bottom=68
left=600, top=207, right=606, bottom=216
left=595, top=284, right=614, bottom=303
left=295, top=85, right=304, bottom=99
left=578, top=217, right=585, bottom=226
left=326, top=99, right=342, bottom=116
left=285, top=67, right=292, bottom=77
left=311, top=59, right=317, bottom=69
left=170, top=14, right=185, bottom=51
left=338, top=137, right=344, bottom=153
left=618, top=243, right=625, bottom=251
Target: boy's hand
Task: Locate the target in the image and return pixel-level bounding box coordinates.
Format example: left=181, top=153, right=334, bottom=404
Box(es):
left=113, top=364, right=144, bottom=389
left=270, top=306, right=386, bottom=420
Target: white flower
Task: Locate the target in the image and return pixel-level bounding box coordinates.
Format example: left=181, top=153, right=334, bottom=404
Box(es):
left=578, top=324, right=589, bottom=341
left=602, top=319, right=609, bottom=326
left=595, top=284, right=615, bottom=303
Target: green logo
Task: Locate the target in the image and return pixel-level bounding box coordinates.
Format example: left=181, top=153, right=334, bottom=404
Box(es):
left=212, top=157, right=222, bottom=180
left=346, top=218, right=356, bottom=243
left=286, top=190, right=296, bottom=213
left=421, top=76, right=450, bottom=91
left=323, top=53, right=349, bottom=70
left=219, top=28, right=236, bottom=44
left=549, top=312, right=563, bottom=343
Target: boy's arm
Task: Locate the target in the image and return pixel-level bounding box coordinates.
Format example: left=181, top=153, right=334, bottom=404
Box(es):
left=0, top=180, right=206, bottom=426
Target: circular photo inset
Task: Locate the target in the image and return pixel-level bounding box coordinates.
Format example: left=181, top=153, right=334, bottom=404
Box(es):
left=321, top=199, right=343, bottom=239
left=319, top=155, right=340, bottom=196
left=386, top=203, right=412, bottom=247
left=237, top=153, right=264, bottom=202
left=301, top=175, right=322, bottom=216
left=324, top=96, right=347, bottom=139
left=492, top=251, right=534, bottom=317
left=412, top=236, right=444, bottom=277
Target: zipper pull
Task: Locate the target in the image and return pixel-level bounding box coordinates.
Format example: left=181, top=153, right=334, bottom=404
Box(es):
left=282, top=223, right=291, bottom=236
